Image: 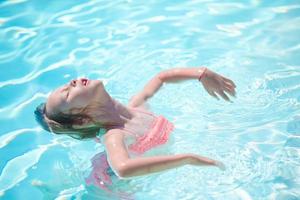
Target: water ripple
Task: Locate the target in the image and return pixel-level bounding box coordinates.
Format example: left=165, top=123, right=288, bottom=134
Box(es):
left=207, top=2, right=247, bottom=15
left=54, top=185, right=85, bottom=200
left=216, top=18, right=262, bottom=37
left=271, top=4, right=300, bottom=14
left=0, top=127, right=42, bottom=149
left=0, top=0, right=27, bottom=8
left=0, top=143, right=55, bottom=195
left=0, top=56, right=74, bottom=88
left=0, top=92, right=48, bottom=118
left=0, top=0, right=300, bottom=199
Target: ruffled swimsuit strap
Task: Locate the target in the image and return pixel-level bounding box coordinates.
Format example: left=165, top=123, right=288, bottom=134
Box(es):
left=125, top=107, right=175, bottom=154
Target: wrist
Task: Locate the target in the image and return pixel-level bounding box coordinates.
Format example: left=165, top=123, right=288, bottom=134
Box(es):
left=187, top=154, right=217, bottom=166
left=198, top=67, right=207, bottom=82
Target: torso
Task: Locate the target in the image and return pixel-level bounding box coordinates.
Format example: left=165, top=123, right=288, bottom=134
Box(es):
left=100, top=101, right=174, bottom=154
left=121, top=107, right=157, bottom=137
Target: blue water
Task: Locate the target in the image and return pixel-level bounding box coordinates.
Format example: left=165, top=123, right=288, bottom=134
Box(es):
left=1, top=0, right=300, bottom=199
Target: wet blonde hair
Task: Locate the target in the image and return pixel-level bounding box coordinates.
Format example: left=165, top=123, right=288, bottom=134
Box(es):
left=34, top=103, right=105, bottom=140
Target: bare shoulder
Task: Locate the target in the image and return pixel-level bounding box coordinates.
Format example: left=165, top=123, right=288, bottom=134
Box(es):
left=102, top=129, right=129, bottom=160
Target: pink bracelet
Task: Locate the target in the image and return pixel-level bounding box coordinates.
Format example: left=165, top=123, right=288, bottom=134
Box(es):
left=198, top=67, right=207, bottom=81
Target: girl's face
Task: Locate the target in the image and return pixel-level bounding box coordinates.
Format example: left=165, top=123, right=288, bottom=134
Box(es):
left=46, top=78, right=104, bottom=116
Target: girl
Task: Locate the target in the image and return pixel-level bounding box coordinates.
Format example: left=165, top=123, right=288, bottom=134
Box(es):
left=35, top=67, right=236, bottom=181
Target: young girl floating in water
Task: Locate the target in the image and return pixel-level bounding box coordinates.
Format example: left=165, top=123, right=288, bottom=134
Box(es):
left=35, top=67, right=236, bottom=182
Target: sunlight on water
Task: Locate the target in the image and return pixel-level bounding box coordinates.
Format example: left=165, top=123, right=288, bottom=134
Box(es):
left=0, top=0, right=300, bottom=199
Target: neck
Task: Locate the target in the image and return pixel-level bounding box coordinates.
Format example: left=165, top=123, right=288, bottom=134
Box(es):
left=92, top=97, right=134, bottom=129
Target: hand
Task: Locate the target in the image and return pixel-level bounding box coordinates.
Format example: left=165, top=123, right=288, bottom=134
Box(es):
left=214, top=160, right=226, bottom=171
left=188, top=154, right=225, bottom=170
left=200, top=68, right=236, bottom=101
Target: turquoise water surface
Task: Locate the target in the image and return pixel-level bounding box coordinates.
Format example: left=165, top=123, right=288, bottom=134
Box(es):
left=1, top=0, right=300, bottom=199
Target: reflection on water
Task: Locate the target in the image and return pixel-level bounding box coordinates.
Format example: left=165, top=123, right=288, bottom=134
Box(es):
left=0, top=0, right=300, bottom=199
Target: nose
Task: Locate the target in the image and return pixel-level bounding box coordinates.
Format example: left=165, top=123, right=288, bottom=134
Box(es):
left=70, top=79, right=77, bottom=87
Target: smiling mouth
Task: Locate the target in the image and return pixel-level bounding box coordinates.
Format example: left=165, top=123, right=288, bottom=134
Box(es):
left=81, top=78, right=89, bottom=86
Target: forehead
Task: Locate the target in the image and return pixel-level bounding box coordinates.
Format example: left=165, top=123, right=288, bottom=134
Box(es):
left=46, top=86, right=68, bottom=115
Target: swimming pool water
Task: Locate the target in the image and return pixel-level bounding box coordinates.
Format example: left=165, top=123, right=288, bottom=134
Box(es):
left=1, top=0, right=300, bottom=199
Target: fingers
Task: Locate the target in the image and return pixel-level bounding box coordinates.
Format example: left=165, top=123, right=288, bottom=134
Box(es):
left=205, top=86, right=232, bottom=101
left=210, top=91, right=220, bottom=100
left=217, top=90, right=230, bottom=101
left=223, top=85, right=236, bottom=97
left=204, top=87, right=219, bottom=100
left=224, top=81, right=234, bottom=89
left=202, top=78, right=236, bottom=101
left=223, top=79, right=236, bottom=97
left=223, top=77, right=236, bottom=88
left=214, top=161, right=226, bottom=171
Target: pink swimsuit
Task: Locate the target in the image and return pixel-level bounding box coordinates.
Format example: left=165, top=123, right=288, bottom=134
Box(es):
left=85, top=107, right=174, bottom=191
left=123, top=107, right=174, bottom=155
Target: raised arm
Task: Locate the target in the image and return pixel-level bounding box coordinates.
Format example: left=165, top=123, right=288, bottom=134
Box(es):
left=128, top=67, right=236, bottom=107
left=103, top=129, right=224, bottom=178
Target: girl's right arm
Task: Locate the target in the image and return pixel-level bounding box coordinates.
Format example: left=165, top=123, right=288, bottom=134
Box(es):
left=103, top=129, right=224, bottom=178
left=128, top=67, right=236, bottom=107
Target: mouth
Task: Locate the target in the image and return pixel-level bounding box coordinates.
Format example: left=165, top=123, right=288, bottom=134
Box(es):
left=81, top=78, right=89, bottom=86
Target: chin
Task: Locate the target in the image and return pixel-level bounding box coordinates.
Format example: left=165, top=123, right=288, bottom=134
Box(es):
left=88, top=80, right=102, bottom=87
left=90, top=80, right=105, bottom=95
left=94, top=80, right=103, bottom=85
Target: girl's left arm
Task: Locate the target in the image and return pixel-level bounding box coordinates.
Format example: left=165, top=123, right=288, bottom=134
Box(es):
left=128, top=67, right=236, bottom=107
left=103, top=129, right=224, bottom=178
